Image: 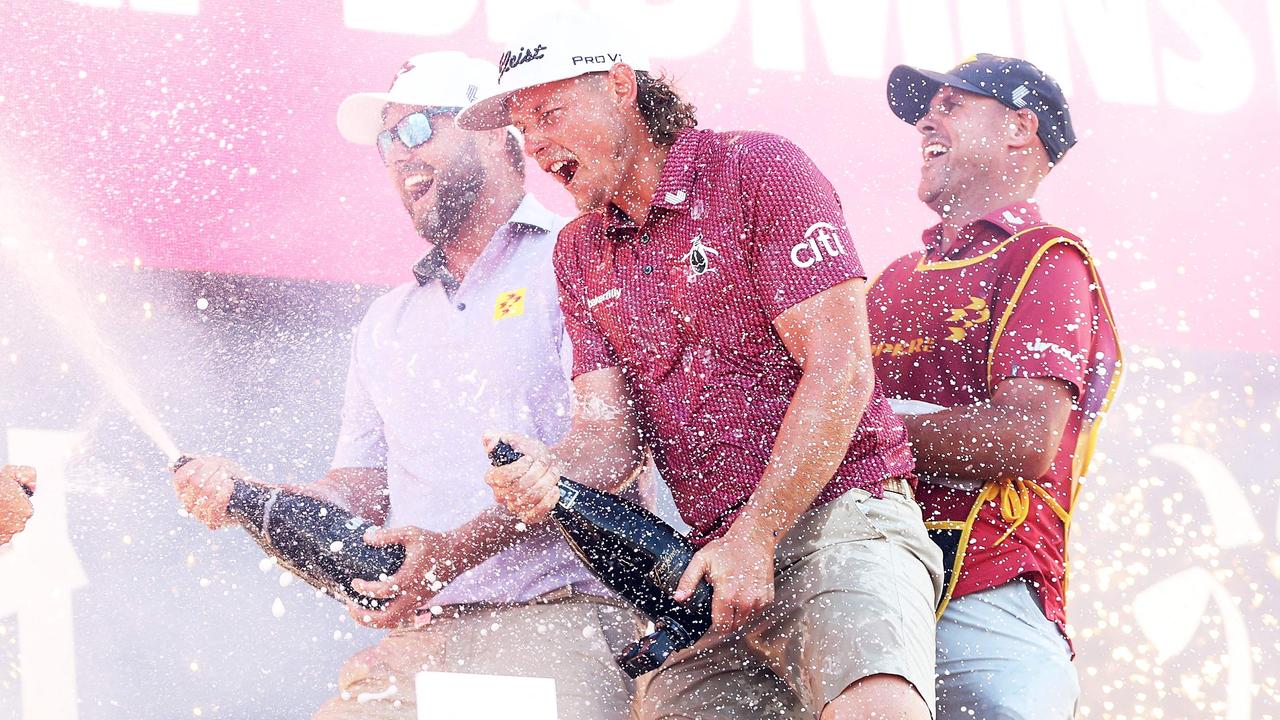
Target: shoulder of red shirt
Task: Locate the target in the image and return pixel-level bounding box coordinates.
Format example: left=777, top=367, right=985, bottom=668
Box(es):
left=918, top=199, right=1086, bottom=252
left=712, top=129, right=819, bottom=174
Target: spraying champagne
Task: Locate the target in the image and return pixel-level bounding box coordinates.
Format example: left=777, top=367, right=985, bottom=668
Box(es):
left=487, top=441, right=712, bottom=677
left=171, top=456, right=405, bottom=610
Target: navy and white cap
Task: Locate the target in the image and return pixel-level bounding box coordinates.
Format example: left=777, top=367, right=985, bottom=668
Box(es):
left=887, top=54, right=1077, bottom=162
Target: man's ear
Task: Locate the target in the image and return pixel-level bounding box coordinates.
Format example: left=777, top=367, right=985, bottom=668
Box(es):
left=1008, top=108, right=1040, bottom=151
left=604, top=62, right=640, bottom=107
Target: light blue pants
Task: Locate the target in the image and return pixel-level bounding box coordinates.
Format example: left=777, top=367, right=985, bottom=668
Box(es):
left=936, top=579, right=1079, bottom=720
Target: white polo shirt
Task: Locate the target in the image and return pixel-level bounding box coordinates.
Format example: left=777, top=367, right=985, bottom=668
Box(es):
left=332, top=195, right=612, bottom=607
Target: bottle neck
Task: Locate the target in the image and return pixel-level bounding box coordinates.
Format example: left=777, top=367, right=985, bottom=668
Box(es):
left=227, top=480, right=274, bottom=533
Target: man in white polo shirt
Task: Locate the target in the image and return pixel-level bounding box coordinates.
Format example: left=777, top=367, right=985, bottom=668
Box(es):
left=171, top=52, right=640, bottom=720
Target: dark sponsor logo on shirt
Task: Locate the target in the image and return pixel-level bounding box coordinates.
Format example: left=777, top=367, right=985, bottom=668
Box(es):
left=497, top=44, right=547, bottom=84
left=790, top=222, right=846, bottom=268
left=572, top=53, right=623, bottom=66
left=680, top=234, right=720, bottom=282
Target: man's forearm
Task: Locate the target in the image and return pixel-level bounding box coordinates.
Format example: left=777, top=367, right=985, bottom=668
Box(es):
left=548, top=421, right=645, bottom=494
left=431, top=505, right=556, bottom=584
left=292, top=467, right=390, bottom=524
left=735, top=367, right=873, bottom=542
left=903, top=397, right=1065, bottom=483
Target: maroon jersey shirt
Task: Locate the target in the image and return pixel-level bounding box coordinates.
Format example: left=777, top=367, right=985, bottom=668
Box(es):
left=868, top=201, right=1122, bottom=638
left=555, top=129, right=913, bottom=543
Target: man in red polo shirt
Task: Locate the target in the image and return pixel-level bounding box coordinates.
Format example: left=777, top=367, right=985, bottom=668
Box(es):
left=869, top=55, right=1122, bottom=719
left=458, top=15, right=942, bottom=720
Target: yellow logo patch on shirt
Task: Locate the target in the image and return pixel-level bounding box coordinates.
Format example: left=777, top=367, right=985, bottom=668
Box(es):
left=945, top=296, right=990, bottom=341
left=494, top=288, right=527, bottom=320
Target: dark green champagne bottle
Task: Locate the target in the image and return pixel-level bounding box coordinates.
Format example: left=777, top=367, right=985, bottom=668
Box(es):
left=488, top=441, right=712, bottom=677
left=173, top=456, right=405, bottom=610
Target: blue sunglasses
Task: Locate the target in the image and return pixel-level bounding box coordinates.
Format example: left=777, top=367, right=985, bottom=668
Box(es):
left=377, top=106, right=462, bottom=162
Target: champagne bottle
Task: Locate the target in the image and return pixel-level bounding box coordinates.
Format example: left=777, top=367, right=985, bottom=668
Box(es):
left=487, top=441, right=713, bottom=677
left=172, top=456, right=405, bottom=610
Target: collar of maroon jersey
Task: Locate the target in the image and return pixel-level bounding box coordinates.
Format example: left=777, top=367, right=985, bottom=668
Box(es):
left=602, top=128, right=708, bottom=237
left=921, top=200, right=1044, bottom=259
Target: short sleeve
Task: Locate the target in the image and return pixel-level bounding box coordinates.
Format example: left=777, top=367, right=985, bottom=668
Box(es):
left=739, top=134, right=867, bottom=319
left=330, top=333, right=388, bottom=470
left=990, top=244, right=1095, bottom=397
left=552, top=223, right=620, bottom=379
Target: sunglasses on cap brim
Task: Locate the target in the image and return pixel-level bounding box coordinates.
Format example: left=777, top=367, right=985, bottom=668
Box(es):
left=377, top=106, right=463, bottom=162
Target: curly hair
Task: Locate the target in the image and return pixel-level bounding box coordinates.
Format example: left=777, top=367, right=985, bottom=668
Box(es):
left=635, top=71, right=698, bottom=146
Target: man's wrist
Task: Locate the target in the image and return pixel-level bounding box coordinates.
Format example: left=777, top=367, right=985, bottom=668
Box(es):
left=727, top=511, right=784, bottom=548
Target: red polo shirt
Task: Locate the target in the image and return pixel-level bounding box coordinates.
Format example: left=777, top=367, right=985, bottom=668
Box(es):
left=868, top=201, right=1122, bottom=638
left=554, top=129, right=914, bottom=543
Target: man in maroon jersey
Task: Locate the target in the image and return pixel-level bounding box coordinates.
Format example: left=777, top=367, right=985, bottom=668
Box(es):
left=459, top=14, right=942, bottom=720
left=869, top=54, right=1123, bottom=719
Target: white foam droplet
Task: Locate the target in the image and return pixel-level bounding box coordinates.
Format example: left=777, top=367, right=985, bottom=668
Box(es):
left=271, top=597, right=286, bottom=618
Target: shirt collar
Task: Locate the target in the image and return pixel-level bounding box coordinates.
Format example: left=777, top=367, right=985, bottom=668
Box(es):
left=921, top=200, right=1044, bottom=257
left=602, top=128, right=709, bottom=236
left=412, top=194, right=555, bottom=287
left=650, top=128, right=708, bottom=212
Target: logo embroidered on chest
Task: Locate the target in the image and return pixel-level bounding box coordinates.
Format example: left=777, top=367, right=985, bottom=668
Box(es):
left=945, top=296, right=990, bottom=341
left=494, top=288, right=527, bottom=320
left=680, top=234, right=720, bottom=282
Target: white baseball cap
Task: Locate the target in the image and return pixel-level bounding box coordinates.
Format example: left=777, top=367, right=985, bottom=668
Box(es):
left=455, top=13, right=651, bottom=131
left=337, top=51, right=496, bottom=145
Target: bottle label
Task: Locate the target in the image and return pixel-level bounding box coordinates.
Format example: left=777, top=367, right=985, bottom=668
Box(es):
left=558, top=483, right=580, bottom=510
left=651, top=544, right=688, bottom=593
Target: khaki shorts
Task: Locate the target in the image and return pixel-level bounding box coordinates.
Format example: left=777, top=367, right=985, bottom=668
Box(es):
left=635, top=487, right=945, bottom=719
left=313, top=591, right=643, bottom=720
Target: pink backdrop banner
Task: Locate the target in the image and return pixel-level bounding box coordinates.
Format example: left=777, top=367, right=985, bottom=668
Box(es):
left=1, top=0, right=1277, bottom=352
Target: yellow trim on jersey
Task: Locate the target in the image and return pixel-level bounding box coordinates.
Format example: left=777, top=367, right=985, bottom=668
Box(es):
left=913, top=225, right=1056, bottom=271
left=927, top=494, right=985, bottom=619
left=980, top=235, right=1124, bottom=605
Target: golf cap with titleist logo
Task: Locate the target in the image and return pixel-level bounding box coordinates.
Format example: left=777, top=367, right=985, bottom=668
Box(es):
left=887, top=53, right=1077, bottom=162
left=336, top=51, right=497, bottom=145
left=455, top=13, right=651, bottom=131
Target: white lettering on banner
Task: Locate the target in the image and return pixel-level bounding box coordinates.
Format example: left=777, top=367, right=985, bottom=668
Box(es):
left=344, top=0, right=478, bottom=36
left=597, top=0, right=740, bottom=58
left=750, top=0, right=805, bottom=71
left=957, top=0, right=1017, bottom=60
left=0, top=429, right=88, bottom=720
left=485, top=0, right=578, bottom=44
left=1160, top=0, right=1253, bottom=112
left=483, top=0, right=738, bottom=58
left=899, top=0, right=956, bottom=71
left=340, top=0, right=1267, bottom=114
left=790, top=222, right=846, bottom=269
left=1062, top=0, right=1160, bottom=105
left=1019, top=0, right=1074, bottom=95
left=66, top=0, right=197, bottom=12
left=811, top=0, right=891, bottom=78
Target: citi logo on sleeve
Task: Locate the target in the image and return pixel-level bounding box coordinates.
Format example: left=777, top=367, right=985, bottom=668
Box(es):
left=790, top=222, right=846, bottom=268
left=497, top=44, right=547, bottom=84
